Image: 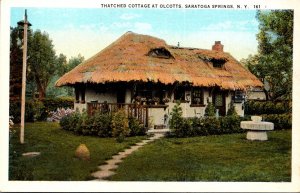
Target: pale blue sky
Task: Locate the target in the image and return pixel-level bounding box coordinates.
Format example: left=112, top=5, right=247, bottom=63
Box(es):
left=11, top=8, right=259, bottom=60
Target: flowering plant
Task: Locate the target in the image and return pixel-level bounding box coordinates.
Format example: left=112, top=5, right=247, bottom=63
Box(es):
left=162, top=97, right=170, bottom=103
left=153, top=97, right=160, bottom=103
left=135, top=96, right=142, bottom=102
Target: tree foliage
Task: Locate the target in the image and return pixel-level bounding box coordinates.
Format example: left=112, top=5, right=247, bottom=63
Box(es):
left=9, top=27, right=24, bottom=100
left=204, top=101, right=216, bottom=117
left=27, top=30, right=58, bottom=99
left=46, top=54, right=84, bottom=97
left=10, top=26, right=85, bottom=99
left=112, top=109, right=130, bottom=142
left=242, top=10, right=293, bottom=101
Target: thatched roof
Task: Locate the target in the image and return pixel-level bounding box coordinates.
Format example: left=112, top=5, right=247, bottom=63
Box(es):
left=56, top=32, right=263, bottom=90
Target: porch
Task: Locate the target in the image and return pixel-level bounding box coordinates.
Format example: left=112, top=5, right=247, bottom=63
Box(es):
left=87, top=102, right=168, bottom=128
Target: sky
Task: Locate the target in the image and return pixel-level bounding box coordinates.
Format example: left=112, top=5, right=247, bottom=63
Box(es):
left=10, top=8, right=259, bottom=61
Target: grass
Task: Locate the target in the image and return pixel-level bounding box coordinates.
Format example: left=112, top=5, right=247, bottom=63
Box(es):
left=9, top=122, right=146, bottom=181
left=9, top=122, right=291, bottom=181
left=108, top=130, right=291, bottom=182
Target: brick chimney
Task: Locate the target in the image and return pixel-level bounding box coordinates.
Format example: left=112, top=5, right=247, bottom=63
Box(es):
left=212, top=41, right=223, bottom=52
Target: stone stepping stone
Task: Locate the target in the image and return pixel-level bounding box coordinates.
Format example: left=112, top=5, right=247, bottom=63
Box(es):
left=91, top=170, right=116, bottom=179
left=112, top=154, right=127, bottom=160
left=91, top=133, right=165, bottom=181
left=136, top=142, right=147, bottom=146
left=98, top=164, right=119, bottom=171
left=105, top=159, right=123, bottom=165
left=22, top=152, right=41, bottom=157
left=118, top=151, right=130, bottom=156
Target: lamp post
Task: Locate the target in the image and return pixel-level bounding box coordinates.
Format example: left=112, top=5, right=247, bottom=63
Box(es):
left=17, top=10, right=31, bottom=144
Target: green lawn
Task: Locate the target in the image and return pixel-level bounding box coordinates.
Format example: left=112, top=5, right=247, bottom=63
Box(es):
left=9, top=122, right=291, bottom=181
left=9, top=122, right=146, bottom=181
left=109, top=130, right=291, bottom=182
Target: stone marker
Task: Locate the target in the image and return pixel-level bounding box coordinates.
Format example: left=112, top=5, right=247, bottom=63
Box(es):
left=240, top=116, right=274, bottom=141
left=22, top=152, right=40, bottom=157
left=75, top=144, right=90, bottom=160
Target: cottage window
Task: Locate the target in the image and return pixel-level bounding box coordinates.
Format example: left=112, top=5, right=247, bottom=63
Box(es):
left=191, top=88, right=204, bottom=105
left=75, top=88, right=80, bottom=103
left=174, top=87, right=185, bottom=101
left=81, top=87, right=85, bottom=103
left=234, top=90, right=245, bottom=103
left=75, top=85, right=86, bottom=104
left=139, top=90, right=152, bottom=99
left=147, top=47, right=174, bottom=59
left=211, top=58, right=226, bottom=68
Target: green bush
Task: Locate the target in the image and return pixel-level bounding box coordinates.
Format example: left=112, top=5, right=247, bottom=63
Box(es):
left=74, top=110, right=88, bottom=135
left=59, top=110, right=81, bottom=132
left=202, top=116, right=221, bottom=135
left=262, top=113, right=292, bottom=130
left=93, top=113, right=113, bottom=137
left=172, top=115, right=246, bottom=138
left=169, top=102, right=193, bottom=137
left=112, top=109, right=130, bottom=142
left=129, top=117, right=146, bottom=136
left=219, top=116, right=244, bottom=134
left=59, top=109, right=147, bottom=138
left=60, top=114, right=72, bottom=131
left=227, top=103, right=238, bottom=116
left=169, top=102, right=245, bottom=137
left=9, top=100, right=45, bottom=123
left=42, top=97, right=74, bottom=113
left=245, top=100, right=289, bottom=115
left=189, top=117, right=208, bottom=136
left=10, top=97, right=74, bottom=123
left=205, top=101, right=216, bottom=116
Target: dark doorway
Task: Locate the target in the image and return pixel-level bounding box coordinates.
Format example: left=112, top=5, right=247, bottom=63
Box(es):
left=117, top=89, right=126, bottom=104
left=213, top=91, right=226, bottom=116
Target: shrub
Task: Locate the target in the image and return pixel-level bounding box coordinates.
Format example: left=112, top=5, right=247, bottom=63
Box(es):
left=205, top=101, right=216, bottom=117
left=9, top=97, right=74, bottom=123
left=186, top=116, right=246, bottom=137
left=47, top=108, right=75, bottom=122
left=42, top=97, right=74, bottom=113
left=129, top=117, right=146, bottom=136
left=68, top=111, right=81, bottom=133
left=74, top=110, right=88, bottom=135
left=189, top=117, right=208, bottom=136
left=219, top=116, right=243, bottom=134
left=60, top=109, right=147, bottom=138
left=169, top=102, right=183, bottom=129
left=245, top=100, right=289, bottom=115
left=262, top=113, right=292, bottom=130
left=59, top=110, right=81, bottom=132
left=93, top=113, right=113, bottom=137
left=169, top=102, right=191, bottom=137
left=60, top=114, right=72, bottom=131
left=202, top=116, right=221, bottom=135
left=112, top=109, right=130, bottom=142
left=9, top=100, right=46, bottom=122
left=227, top=103, right=238, bottom=116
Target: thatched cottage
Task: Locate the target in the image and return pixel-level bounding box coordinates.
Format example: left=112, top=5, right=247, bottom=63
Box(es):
left=56, top=32, right=262, bottom=128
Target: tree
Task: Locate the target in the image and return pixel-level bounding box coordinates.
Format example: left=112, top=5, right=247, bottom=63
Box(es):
left=169, top=102, right=184, bottom=130
left=56, top=53, right=68, bottom=76
left=67, top=54, right=85, bottom=72
left=46, top=54, right=84, bottom=97
left=27, top=30, right=57, bottom=99
left=9, top=27, right=24, bottom=101
left=242, top=10, right=293, bottom=101
left=204, top=101, right=216, bottom=117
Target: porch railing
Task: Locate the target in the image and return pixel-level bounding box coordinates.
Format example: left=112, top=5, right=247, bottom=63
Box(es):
left=87, top=102, right=149, bottom=127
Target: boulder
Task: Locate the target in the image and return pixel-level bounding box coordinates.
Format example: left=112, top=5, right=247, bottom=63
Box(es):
left=75, top=144, right=90, bottom=161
